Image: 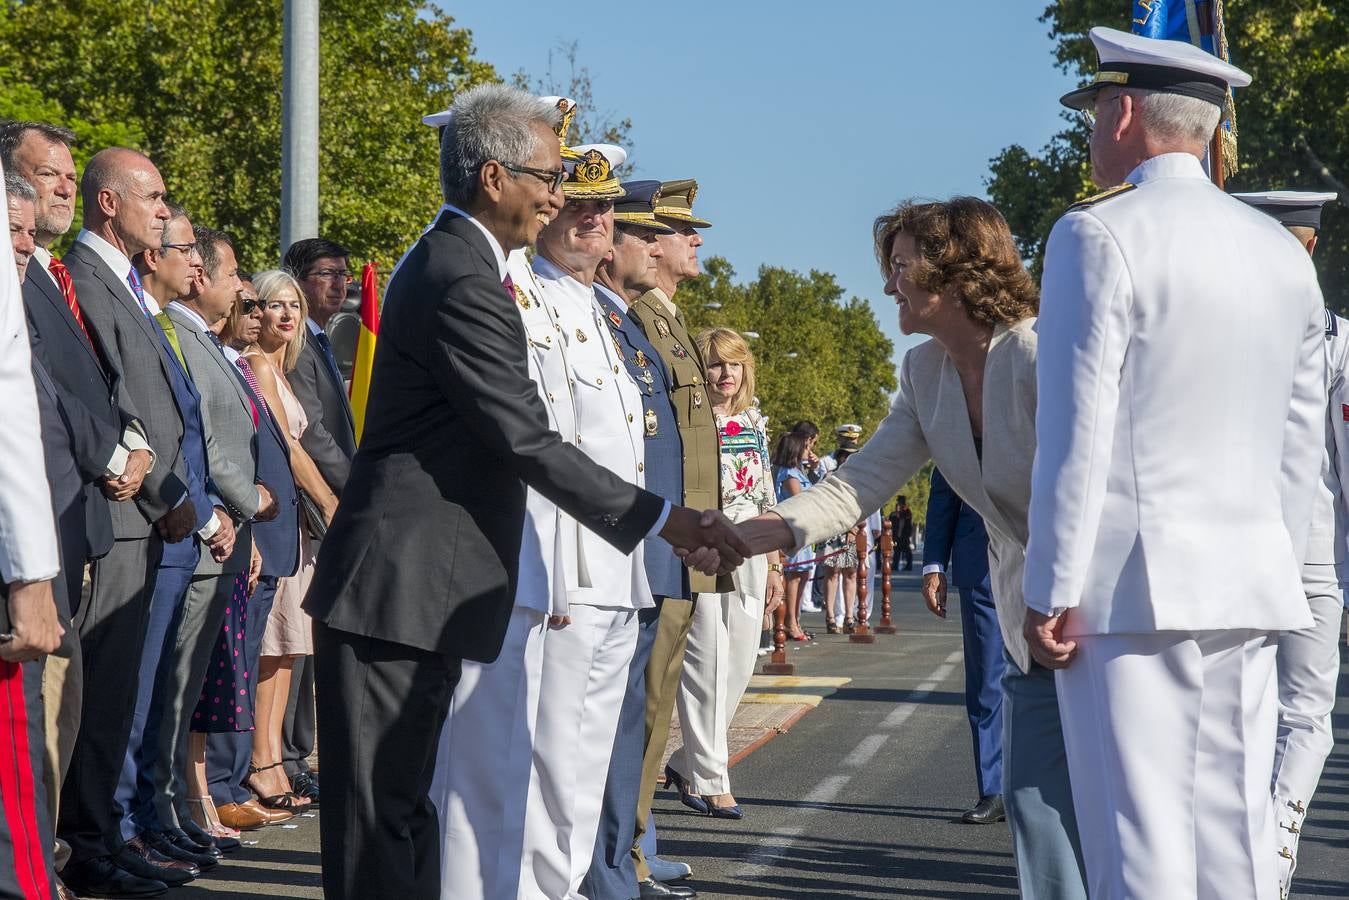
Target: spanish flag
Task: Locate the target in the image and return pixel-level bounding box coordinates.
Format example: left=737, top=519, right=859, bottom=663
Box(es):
left=349, top=261, right=379, bottom=443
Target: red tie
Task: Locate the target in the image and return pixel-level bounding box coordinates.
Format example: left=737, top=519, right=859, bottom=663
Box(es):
left=48, top=257, right=95, bottom=349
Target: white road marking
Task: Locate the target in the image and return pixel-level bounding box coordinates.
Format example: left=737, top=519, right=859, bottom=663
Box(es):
left=843, top=733, right=890, bottom=769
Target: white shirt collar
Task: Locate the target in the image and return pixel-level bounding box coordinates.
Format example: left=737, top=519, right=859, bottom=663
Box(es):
left=221, top=344, right=241, bottom=362
left=1125, top=152, right=1209, bottom=186
left=306, top=318, right=324, bottom=336
left=440, top=203, right=507, bottom=279
left=167, top=300, right=209, bottom=333
left=140, top=287, right=162, bottom=315
left=74, top=228, right=134, bottom=282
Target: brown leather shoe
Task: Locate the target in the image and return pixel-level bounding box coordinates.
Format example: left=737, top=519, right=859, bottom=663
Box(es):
left=216, top=801, right=269, bottom=831
left=241, top=797, right=294, bottom=824
left=54, top=879, right=80, bottom=900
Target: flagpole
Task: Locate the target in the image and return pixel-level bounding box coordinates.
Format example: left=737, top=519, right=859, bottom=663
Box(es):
left=280, top=0, right=319, bottom=257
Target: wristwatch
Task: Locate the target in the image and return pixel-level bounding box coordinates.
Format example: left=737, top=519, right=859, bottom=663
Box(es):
left=767, top=563, right=784, bottom=574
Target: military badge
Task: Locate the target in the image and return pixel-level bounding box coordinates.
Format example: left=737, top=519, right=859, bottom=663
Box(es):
left=575, top=328, right=588, bottom=343
left=635, top=350, right=648, bottom=369
left=608, top=310, right=623, bottom=329
left=655, top=319, right=670, bottom=338
left=513, top=284, right=531, bottom=309
left=573, top=149, right=613, bottom=190
left=644, top=409, right=659, bottom=437
left=693, top=390, right=702, bottom=407
left=671, top=342, right=688, bottom=359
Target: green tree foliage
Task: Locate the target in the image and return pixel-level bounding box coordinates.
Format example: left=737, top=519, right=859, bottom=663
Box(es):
left=513, top=42, right=633, bottom=149
left=987, top=2, right=1349, bottom=303
left=0, top=0, right=494, bottom=271
left=677, top=256, right=898, bottom=448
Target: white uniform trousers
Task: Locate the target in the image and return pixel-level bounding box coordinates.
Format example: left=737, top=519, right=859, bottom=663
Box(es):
left=1056, top=629, right=1280, bottom=900
left=431, top=607, right=548, bottom=900
left=1273, top=562, right=1344, bottom=895
left=520, top=605, right=637, bottom=900
left=671, top=586, right=765, bottom=796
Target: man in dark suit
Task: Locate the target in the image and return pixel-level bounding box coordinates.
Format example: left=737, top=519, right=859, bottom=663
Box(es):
left=922, top=467, right=1005, bottom=825
left=278, top=235, right=355, bottom=802
left=584, top=182, right=696, bottom=900
left=60, top=147, right=214, bottom=898
left=302, top=84, right=746, bottom=900
left=2, top=123, right=132, bottom=889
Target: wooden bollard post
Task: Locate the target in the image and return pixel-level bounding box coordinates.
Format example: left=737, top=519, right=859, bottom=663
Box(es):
left=850, top=527, right=875, bottom=643
left=876, top=519, right=898, bottom=634
left=761, top=593, right=794, bottom=675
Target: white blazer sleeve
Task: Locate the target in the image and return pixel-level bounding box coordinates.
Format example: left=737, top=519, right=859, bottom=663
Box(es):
left=1326, top=325, right=1349, bottom=585
left=0, top=199, right=60, bottom=584
left=1281, top=289, right=1330, bottom=567
left=774, top=352, right=930, bottom=551
left=1023, top=212, right=1131, bottom=614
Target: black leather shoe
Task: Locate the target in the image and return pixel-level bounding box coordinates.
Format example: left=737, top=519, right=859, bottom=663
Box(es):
left=142, top=829, right=217, bottom=869
left=961, top=794, right=1006, bottom=825
left=114, top=839, right=198, bottom=886
left=62, top=856, right=167, bottom=898
left=290, top=770, right=320, bottom=804
left=638, top=878, right=698, bottom=898
left=708, top=802, right=744, bottom=820
left=181, top=818, right=240, bottom=853
left=164, top=825, right=221, bottom=859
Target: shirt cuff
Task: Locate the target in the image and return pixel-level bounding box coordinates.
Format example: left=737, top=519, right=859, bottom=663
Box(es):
left=922, top=563, right=945, bottom=576
left=197, top=511, right=221, bottom=541
left=121, top=428, right=155, bottom=472
left=645, top=501, right=672, bottom=539
left=106, top=443, right=130, bottom=478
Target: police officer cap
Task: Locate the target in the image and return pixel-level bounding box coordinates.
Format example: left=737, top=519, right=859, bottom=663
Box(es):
left=655, top=179, right=713, bottom=229
left=614, top=181, right=676, bottom=234
left=1060, top=26, right=1251, bottom=111
left=835, top=423, right=862, bottom=439
left=563, top=143, right=628, bottom=201
left=1231, top=191, right=1338, bottom=231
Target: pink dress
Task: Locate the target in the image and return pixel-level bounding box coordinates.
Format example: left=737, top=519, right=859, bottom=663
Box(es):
left=252, top=354, right=316, bottom=658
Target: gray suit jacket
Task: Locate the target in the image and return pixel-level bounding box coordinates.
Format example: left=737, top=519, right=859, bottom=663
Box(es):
left=774, top=319, right=1039, bottom=672
left=289, top=331, right=355, bottom=493
left=166, top=306, right=256, bottom=574
left=65, top=239, right=188, bottom=537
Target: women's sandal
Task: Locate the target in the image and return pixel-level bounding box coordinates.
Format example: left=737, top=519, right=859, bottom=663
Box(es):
left=247, top=762, right=311, bottom=813
left=825, top=619, right=839, bottom=635
left=664, top=765, right=710, bottom=814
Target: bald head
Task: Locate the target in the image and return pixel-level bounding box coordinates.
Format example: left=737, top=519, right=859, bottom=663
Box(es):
left=80, top=147, right=170, bottom=259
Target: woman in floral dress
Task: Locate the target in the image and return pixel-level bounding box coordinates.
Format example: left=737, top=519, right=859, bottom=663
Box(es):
left=668, top=329, right=785, bottom=819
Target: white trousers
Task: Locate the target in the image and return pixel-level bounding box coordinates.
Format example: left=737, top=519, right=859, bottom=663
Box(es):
left=431, top=607, right=548, bottom=900
left=520, top=605, right=637, bottom=900
left=1272, top=562, right=1344, bottom=893
left=671, top=585, right=766, bottom=795
left=1056, top=629, right=1280, bottom=900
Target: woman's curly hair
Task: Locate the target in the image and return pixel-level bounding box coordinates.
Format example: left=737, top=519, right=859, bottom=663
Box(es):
left=873, top=197, right=1038, bottom=327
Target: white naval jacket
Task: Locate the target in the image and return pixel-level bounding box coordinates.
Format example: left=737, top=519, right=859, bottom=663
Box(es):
left=1024, top=152, right=1324, bottom=637
left=507, top=250, right=581, bottom=617
left=1321, top=314, right=1349, bottom=588
left=533, top=255, right=653, bottom=611
left=773, top=319, right=1041, bottom=673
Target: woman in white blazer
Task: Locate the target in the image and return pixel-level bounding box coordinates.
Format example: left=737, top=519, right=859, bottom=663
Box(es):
left=728, top=197, right=1087, bottom=900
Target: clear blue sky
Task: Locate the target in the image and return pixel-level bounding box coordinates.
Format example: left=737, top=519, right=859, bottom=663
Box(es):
left=438, top=2, right=1081, bottom=367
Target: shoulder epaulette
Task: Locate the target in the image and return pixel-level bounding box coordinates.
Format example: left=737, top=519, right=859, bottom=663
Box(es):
left=1067, top=183, right=1136, bottom=212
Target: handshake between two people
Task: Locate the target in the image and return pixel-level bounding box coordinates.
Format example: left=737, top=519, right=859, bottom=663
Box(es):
left=659, top=506, right=797, bottom=575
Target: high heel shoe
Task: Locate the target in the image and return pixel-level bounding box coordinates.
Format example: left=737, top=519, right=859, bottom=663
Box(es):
left=247, top=762, right=311, bottom=813
left=708, top=802, right=744, bottom=820
left=825, top=619, right=838, bottom=635
left=664, top=766, right=709, bottom=814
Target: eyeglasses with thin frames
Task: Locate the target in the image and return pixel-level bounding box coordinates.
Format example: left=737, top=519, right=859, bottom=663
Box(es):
left=1079, top=93, right=1123, bottom=128
left=502, top=162, right=567, bottom=193
left=161, top=242, right=197, bottom=256
left=306, top=268, right=354, bottom=284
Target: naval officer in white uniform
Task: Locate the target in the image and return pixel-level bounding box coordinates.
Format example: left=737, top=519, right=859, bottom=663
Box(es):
left=423, top=98, right=583, bottom=900
left=522, top=142, right=653, bottom=900
left=1023, top=27, right=1326, bottom=900
left=1232, top=190, right=1345, bottom=899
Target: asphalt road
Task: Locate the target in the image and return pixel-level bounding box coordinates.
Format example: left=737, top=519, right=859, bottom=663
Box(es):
left=179, top=568, right=1349, bottom=899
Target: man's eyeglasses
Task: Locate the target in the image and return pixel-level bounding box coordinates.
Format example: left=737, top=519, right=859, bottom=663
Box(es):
left=162, top=242, right=197, bottom=256
left=240, top=299, right=260, bottom=314
left=1079, top=93, right=1123, bottom=128
left=306, top=268, right=354, bottom=284
left=502, top=162, right=567, bottom=193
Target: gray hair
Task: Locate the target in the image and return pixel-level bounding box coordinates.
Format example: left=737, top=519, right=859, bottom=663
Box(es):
left=4, top=172, right=36, bottom=204
left=439, top=84, right=563, bottom=207
left=0, top=121, right=76, bottom=172
left=1132, top=90, right=1222, bottom=146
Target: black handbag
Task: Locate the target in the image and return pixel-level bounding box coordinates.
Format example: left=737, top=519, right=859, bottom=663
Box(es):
left=297, top=489, right=329, bottom=542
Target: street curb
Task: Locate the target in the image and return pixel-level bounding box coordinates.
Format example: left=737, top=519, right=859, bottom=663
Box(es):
left=727, top=702, right=814, bottom=769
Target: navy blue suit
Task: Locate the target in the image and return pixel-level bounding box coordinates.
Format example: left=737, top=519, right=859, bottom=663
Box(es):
left=924, top=467, right=1004, bottom=799
left=209, top=355, right=301, bottom=805
left=583, top=285, right=685, bottom=899
left=115, top=322, right=211, bottom=841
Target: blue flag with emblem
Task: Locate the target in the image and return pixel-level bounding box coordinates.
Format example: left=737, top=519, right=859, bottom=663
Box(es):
left=1131, top=1, right=1237, bottom=179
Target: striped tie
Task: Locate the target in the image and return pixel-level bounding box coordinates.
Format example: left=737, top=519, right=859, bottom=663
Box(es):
left=235, top=356, right=270, bottom=416
left=125, top=268, right=153, bottom=318
left=47, top=257, right=96, bottom=348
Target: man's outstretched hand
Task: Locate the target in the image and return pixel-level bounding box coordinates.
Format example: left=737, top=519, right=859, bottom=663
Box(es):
left=660, top=506, right=751, bottom=575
